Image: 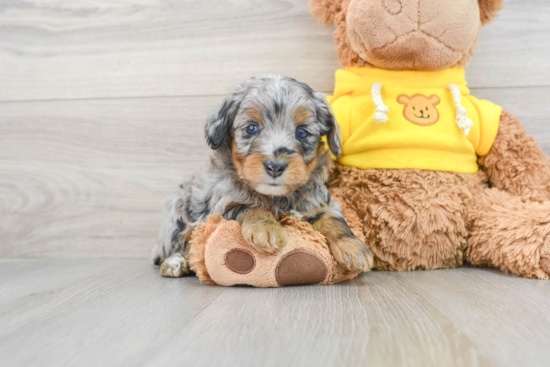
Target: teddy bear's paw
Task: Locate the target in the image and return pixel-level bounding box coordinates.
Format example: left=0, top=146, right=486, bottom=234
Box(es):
left=160, top=253, right=189, bottom=278
left=242, top=221, right=287, bottom=254
left=330, top=236, right=374, bottom=272
left=275, top=250, right=328, bottom=286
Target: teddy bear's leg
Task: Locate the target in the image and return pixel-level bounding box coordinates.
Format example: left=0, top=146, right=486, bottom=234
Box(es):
left=467, top=187, right=550, bottom=280
left=479, top=111, right=550, bottom=202
left=330, top=165, right=480, bottom=271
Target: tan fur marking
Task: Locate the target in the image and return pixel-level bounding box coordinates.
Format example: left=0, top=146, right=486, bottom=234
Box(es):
left=231, top=140, right=245, bottom=172
left=237, top=150, right=319, bottom=196
left=247, top=106, right=263, bottom=125
left=240, top=153, right=267, bottom=186
left=294, top=106, right=311, bottom=126
left=241, top=207, right=287, bottom=253
left=285, top=156, right=310, bottom=191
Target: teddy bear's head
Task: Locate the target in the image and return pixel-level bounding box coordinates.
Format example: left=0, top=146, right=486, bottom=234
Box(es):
left=309, top=0, right=504, bottom=70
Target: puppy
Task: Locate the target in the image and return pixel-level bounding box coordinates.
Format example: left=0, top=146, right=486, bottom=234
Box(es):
left=152, top=75, right=373, bottom=277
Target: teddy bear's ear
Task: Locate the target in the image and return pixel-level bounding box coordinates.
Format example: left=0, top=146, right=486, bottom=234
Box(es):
left=429, top=95, right=441, bottom=106
left=397, top=95, right=410, bottom=105
left=478, top=0, right=505, bottom=25
left=309, top=0, right=345, bottom=26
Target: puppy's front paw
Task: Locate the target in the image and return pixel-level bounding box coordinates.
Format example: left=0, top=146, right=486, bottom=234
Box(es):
left=242, top=221, right=287, bottom=253
left=160, top=253, right=189, bottom=278
left=329, top=236, right=374, bottom=272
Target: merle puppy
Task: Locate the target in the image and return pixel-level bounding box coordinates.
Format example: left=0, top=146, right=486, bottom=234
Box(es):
left=152, top=75, right=373, bottom=277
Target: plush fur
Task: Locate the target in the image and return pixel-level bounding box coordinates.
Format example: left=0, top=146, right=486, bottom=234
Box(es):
left=310, top=0, right=503, bottom=70
left=329, top=163, right=484, bottom=271
left=310, top=0, right=550, bottom=279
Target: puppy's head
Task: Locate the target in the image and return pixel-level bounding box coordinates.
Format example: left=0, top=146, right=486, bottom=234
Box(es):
left=204, top=75, right=340, bottom=197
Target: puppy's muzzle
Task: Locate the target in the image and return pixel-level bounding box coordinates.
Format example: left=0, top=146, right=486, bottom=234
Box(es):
left=264, top=160, right=287, bottom=178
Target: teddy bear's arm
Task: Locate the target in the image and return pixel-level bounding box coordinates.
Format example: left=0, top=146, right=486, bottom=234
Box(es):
left=478, top=110, right=550, bottom=202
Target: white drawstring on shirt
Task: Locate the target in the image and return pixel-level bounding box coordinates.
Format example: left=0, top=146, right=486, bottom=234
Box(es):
left=446, top=83, right=473, bottom=136
left=370, top=82, right=474, bottom=136
left=372, top=83, right=389, bottom=123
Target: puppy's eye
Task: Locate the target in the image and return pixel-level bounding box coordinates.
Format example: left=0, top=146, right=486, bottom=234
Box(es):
left=296, top=128, right=309, bottom=140
left=246, top=125, right=259, bottom=135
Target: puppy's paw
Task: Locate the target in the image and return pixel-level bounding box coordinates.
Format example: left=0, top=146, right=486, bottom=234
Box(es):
left=329, top=236, right=374, bottom=272
left=160, top=253, right=189, bottom=278
left=242, top=221, right=287, bottom=254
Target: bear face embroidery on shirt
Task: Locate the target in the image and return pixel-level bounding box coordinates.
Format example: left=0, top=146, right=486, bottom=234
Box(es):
left=397, top=94, right=441, bottom=126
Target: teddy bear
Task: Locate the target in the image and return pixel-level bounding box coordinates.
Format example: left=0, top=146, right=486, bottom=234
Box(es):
left=309, top=0, right=550, bottom=279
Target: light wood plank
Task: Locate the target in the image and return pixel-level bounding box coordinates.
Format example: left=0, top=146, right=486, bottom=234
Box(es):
left=2, top=86, right=550, bottom=258
left=0, top=260, right=549, bottom=367
left=0, top=96, right=214, bottom=258
left=0, top=0, right=549, bottom=102
left=0, top=0, right=338, bottom=101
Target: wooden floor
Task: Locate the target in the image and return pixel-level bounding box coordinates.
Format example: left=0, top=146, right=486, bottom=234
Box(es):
left=2, top=0, right=550, bottom=366
left=1, top=259, right=549, bottom=367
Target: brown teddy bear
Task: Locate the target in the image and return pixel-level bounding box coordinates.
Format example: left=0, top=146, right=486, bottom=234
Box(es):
left=309, top=0, right=550, bottom=279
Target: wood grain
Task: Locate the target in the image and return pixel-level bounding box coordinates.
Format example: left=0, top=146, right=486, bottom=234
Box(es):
left=2, top=87, right=550, bottom=258
left=0, top=0, right=549, bottom=102
left=0, top=259, right=549, bottom=367
left=0, top=96, right=213, bottom=258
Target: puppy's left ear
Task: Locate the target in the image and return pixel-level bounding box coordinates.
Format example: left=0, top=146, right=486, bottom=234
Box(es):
left=313, top=92, right=341, bottom=158
left=204, top=86, right=246, bottom=150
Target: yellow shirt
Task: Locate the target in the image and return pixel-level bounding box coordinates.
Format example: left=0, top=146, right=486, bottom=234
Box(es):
left=328, top=67, right=502, bottom=173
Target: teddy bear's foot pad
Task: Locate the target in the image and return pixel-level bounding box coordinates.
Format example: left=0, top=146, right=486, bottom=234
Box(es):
left=275, top=250, right=328, bottom=286
left=225, top=249, right=256, bottom=274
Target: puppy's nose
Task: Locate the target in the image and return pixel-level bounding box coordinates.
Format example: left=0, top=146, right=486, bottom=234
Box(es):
left=264, top=160, right=287, bottom=178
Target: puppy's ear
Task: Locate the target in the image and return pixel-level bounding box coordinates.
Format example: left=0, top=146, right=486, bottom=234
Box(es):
left=309, top=0, right=344, bottom=26
left=313, top=92, right=341, bottom=158
left=478, top=0, right=505, bottom=25
left=204, top=88, right=245, bottom=150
